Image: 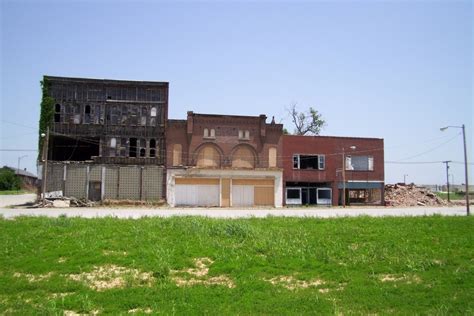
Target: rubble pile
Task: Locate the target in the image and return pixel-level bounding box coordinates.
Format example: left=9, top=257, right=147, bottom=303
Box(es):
left=385, top=183, right=448, bottom=207
left=32, top=197, right=96, bottom=208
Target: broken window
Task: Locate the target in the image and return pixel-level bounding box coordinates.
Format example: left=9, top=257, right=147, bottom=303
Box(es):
left=94, top=105, right=101, bottom=124
left=73, top=105, right=81, bottom=124
left=130, top=106, right=138, bottom=125
left=346, top=156, right=374, bottom=171
left=120, top=105, right=128, bottom=125
left=84, top=105, right=91, bottom=124
left=87, top=87, right=104, bottom=101
left=141, top=107, right=147, bottom=126
left=110, top=105, right=119, bottom=125
left=293, top=154, right=325, bottom=170
left=54, top=104, right=61, bottom=123
left=120, top=138, right=128, bottom=157
left=139, top=139, right=146, bottom=157
left=149, top=139, right=156, bottom=158
left=109, top=138, right=117, bottom=157
left=129, top=138, right=137, bottom=158
left=150, top=107, right=157, bottom=126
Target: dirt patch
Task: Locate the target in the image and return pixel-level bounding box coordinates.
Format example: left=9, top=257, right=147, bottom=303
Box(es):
left=128, top=307, right=153, bottom=314
left=63, top=310, right=99, bottom=316
left=170, top=257, right=235, bottom=288
left=68, top=265, right=154, bottom=291
left=263, top=275, right=326, bottom=290
left=379, top=274, right=421, bottom=284
left=102, top=250, right=128, bottom=256
left=13, top=272, right=53, bottom=282
left=50, top=292, right=74, bottom=299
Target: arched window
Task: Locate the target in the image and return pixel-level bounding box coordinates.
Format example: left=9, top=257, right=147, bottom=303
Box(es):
left=196, top=144, right=221, bottom=168
left=232, top=145, right=255, bottom=169
left=269, top=147, right=277, bottom=168
left=210, top=129, right=215, bottom=138
left=150, top=107, right=157, bottom=126
left=203, top=128, right=209, bottom=138
left=110, top=138, right=116, bottom=148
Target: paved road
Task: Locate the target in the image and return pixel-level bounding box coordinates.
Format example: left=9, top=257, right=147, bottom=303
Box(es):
left=0, top=194, right=467, bottom=218
left=0, top=193, right=36, bottom=208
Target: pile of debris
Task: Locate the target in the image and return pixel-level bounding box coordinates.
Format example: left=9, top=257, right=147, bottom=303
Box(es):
left=385, top=183, right=448, bottom=207
left=32, top=197, right=96, bottom=208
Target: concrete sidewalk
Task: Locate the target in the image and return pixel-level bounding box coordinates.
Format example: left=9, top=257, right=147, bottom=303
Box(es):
left=0, top=193, right=467, bottom=218
left=0, top=205, right=467, bottom=219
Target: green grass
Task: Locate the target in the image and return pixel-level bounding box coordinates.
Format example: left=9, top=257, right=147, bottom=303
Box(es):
left=0, top=216, right=472, bottom=315
left=0, top=189, right=32, bottom=195
left=436, top=192, right=467, bottom=200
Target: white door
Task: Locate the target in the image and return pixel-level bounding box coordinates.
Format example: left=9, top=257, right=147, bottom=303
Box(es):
left=232, top=185, right=254, bottom=207
left=175, top=184, right=219, bottom=206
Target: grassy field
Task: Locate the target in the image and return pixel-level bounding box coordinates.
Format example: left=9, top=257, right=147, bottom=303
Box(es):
left=436, top=191, right=469, bottom=201
left=0, top=190, right=32, bottom=195
left=0, top=216, right=472, bottom=315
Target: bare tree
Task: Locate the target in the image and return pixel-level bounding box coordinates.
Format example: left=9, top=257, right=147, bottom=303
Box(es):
left=288, top=103, right=325, bottom=135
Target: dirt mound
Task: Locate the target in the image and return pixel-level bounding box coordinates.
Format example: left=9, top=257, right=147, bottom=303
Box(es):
left=385, top=184, right=447, bottom=207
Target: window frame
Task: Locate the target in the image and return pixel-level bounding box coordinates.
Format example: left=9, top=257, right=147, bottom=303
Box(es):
left=292, top=154, right=325, bottom=170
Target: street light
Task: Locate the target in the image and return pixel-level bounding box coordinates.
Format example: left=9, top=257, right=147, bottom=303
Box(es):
left=17, top=155, right=28, bottom=172
left=342, top=145, right=356, bottom=207
left=440, top=124, right=470, bottom=215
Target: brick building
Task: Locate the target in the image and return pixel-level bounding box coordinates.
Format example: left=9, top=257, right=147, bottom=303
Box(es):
left=40, top=76, right=168, bottom=201
left=166, top=112, right=284, bottom=207
left=283, top=135, right=384, bottom=206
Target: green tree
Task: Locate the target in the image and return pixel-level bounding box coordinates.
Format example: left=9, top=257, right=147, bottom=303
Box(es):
left=0, top=167, right=21, bottom=191
left=288, top=103, right=325, bottom=135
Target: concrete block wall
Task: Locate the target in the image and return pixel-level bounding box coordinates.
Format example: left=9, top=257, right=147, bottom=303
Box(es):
left=45, top=162, right=164, bottom=201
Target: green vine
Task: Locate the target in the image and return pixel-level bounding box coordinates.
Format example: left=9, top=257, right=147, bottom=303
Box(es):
left=38, top=78, right=55, bottom=160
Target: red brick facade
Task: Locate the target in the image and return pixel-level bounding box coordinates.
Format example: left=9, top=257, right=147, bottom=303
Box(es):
left=283, top=135, right=384, bottom=206
left=167, top=112, right=283, bottom=169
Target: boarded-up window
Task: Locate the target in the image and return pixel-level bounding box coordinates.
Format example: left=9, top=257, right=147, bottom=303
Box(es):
left=232, top=146, right=255, bottom=168
left=173, top=144, right=182, bottom=166
left=196, top=145, right=220, bottom=168
left=269, top=147, right=277, bottom=167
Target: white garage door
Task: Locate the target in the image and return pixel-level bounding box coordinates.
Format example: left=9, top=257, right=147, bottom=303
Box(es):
left=232, top=185, right=254, bottom=207
left=175, top=184, right=219, bottom=206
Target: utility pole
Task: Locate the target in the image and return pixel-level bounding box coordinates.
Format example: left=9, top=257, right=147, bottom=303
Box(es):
left=443, top=160, right=451, bottom=203
left=440, top=124, right=470, bottom=216
left=342, top=148, right=346, bottom=208
left=42, top=127, right=50, bottom=205
left=461, top=124, right=470, bottom=215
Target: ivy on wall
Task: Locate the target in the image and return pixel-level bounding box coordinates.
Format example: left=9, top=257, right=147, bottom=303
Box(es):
left=38, top=78, right=54, bottom=160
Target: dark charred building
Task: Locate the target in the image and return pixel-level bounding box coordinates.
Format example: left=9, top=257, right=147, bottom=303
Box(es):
left=40, top=76, right=168, bottom=201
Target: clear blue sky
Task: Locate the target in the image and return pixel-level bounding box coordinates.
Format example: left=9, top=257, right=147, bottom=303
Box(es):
left=1, top=0, right=472, bottom=185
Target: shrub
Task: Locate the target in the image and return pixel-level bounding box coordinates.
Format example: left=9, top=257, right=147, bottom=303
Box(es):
left=0, top=167, right=21, bottom=190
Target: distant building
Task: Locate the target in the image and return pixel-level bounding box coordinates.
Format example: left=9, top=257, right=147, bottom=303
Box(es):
left=4, top=167, right=38, bottom=188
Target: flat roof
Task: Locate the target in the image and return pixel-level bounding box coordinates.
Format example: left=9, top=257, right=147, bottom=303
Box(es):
left=283, top=134, right=383, bottom=141
left=44, top=75, right=168, bottom=86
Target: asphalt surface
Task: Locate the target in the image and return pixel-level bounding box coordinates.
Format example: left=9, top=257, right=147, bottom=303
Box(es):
left=0, top=194, right=468, bottom=218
